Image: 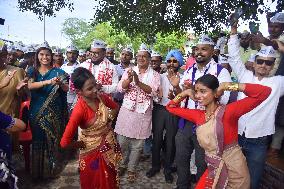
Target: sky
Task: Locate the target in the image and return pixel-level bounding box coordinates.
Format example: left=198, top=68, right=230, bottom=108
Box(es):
left=0, top=0, right=278, bottom=48
left=0, top=0, right=97, bottom=47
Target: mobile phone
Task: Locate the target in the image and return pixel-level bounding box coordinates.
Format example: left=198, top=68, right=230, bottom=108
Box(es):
left=228, top=8, right=243, bottom=26
left=249, top=22, right=259, bottom=34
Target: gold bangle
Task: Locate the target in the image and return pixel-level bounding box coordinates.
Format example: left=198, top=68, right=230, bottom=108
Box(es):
left=226, top=83, right=239, bottom=91
left=173, top=94, right=184, bottom=103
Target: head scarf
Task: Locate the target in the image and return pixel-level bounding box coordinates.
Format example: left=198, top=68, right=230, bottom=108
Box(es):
left=166, top=49, right=184, bottom=67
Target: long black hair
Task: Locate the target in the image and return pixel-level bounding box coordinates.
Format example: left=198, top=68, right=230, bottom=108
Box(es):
left=71, top=67, right=94, bottom=90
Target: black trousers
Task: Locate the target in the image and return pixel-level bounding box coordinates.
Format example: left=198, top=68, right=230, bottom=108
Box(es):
left=151, top=104, right=179, bottom=174
left=175, top=121, right=207, bottom=189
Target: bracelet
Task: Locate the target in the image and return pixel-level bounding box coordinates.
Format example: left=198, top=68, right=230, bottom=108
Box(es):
left=173, top=94, right=184, bottom=103
left=226, top=83, right=239, bottom=91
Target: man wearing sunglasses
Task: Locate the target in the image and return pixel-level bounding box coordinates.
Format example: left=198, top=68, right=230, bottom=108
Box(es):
left=229, top=23, right=284, bottom=189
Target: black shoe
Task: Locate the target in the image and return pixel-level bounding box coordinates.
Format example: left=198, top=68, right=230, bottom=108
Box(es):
left=146, top=168, right=159, bottom=178
left=164, top=172, right=173, bottom=183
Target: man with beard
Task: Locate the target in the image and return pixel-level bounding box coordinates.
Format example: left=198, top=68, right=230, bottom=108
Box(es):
left=146, top=49, right=183, bottom=183
left=106, top=46, right=119, bottom=65
left=229, top=20, right=284, bottom=189
left=169, top=35, right=231, bottom=189
left=79, top=39, right=118, bottom=95
left=52, top=47, right=64, bottom=68
left=78, top=50, right=86, bottom=63
left=6, top=45, right=19, bottom=67
left=61, top=44, right=79, bottom=112
left=150, top=51, right=163, bottom=73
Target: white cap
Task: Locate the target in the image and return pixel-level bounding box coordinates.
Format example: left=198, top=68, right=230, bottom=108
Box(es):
left=53, top=47, right=63, bottom=54
left=66, top=44, right=78, bottom=52
left=7, top=45, right=16, bottom=53
left=151, top=50, right=161, bottom=57
left=138, top=43, right=150, bottom=53
left=248, top=53, right=256, bottom=62
left=122, top=45, right=133, bottom=54
left=197, top=35, right=215, bottom=46
left=256, top=46, right=276, bottom=58
left=270, top=13, right=284, bottom=24
left=78, top=49, right=86, bottom=56
left=218, top=55, right=228, bottom=64
left=25, top=45, right=36, bottom=53
left=14, top=42, right=25, bottom=52
left=38, top=41, right=50, bottom=49
left=106, top=46, right=115, bottom=51
left=91, top=39, right=107, bottom=49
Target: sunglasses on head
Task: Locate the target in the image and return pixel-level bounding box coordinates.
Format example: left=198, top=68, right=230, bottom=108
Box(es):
left=256, top=59, right=275, bottom=66
left=167, top=59, right=178, bottom=63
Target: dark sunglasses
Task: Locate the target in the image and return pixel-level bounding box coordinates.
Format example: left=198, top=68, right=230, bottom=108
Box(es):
left=167, top=59, right=178, bottom=63
left=256, top=59, right=275, bottom=66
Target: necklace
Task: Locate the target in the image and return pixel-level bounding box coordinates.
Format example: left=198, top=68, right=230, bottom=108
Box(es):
left=205, top=105, right=219, bottom=121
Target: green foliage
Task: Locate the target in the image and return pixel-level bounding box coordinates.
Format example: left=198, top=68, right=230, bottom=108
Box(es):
left=153, top=32, right=187, bottom=57
left=61, top=18, right=144, bottom=53
left=93, top=0, right=284, bottom=40
left=18, top=0, right=74, bottom=19
left=61, top=18, right=188, bottom=57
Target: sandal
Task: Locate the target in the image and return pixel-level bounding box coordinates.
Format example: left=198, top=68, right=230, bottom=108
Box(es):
left=127, top=171, right=137, bottom=183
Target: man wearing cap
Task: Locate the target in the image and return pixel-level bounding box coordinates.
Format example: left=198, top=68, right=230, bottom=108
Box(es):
left=14, top=42, right=25, bottom=64
left=116, top=46, right=134, bottom=79
left=171, top=35, right=231, bottom=189
left=150, top=51, right=163, bottom=73
left=78, top=50, right=86, bottom=63
left=106, top=46, right=119, bottom=65
left=19, top=44, right=36, bottom=70
left=252, top=12, right=284, bottom=76
left=6, top=45, right=20, bottom=67
left=113, top=46, right=134, bottom=105
left=53, top=47, right=64, bottom=68
left=61, top=44, right=79, bottom=112
left=146, top=49, right=183, bottom=183
left=229, top=22, right=284, bottom=189
left=114, top=44, right=160, bottom=182
left=79, top=39, right=119, bottom=95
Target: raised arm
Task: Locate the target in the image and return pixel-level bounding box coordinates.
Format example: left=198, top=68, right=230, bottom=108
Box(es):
left=166, top=89, right=204, bottom=125
left=225, top=83, right=271, bottom=120
left=228, top=23, right=254, bottom=81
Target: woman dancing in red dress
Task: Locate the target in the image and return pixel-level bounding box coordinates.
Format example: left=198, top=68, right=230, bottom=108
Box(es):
left=60, top=67, right=121, bottom=189
left=166, top=74, right=271, bottom=189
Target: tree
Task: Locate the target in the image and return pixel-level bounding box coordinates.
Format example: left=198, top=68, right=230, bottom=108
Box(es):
left=18, top=0, right=284, bottom=42
left=61, top=18, right=145, bottom=52
left=93, top=0, right=284, bottom=39
left=153, top=32, right=187, bottom=57
left=18, top=0, right=74, bottom=19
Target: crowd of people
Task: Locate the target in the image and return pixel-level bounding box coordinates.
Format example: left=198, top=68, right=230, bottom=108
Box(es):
left=1, top=12, right=284, bottom=189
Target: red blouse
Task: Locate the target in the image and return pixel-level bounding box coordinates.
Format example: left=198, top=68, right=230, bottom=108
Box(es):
left=166, top=84, right=271, bottom=145
left=60, top=94, right=118, bottom=148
